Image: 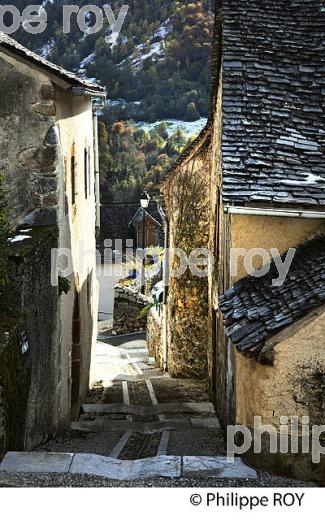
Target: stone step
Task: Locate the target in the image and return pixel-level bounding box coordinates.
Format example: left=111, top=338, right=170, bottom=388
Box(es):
left=74, top=454, right=180, bottom=480
left=182, top=456, right=258, bottom=478
left=71, top=417, right=221, bottom=433
left=0, top=452, right=74, bottom=474
left=81, top=402, right=216, bottom=417
left=0, top=452, right=257, bottom=480
left=103, top=372, right=168, bottom=383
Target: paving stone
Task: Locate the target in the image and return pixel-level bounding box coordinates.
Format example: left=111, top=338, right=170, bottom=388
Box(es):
left=116, top=371, right=170, bottom=382
left=81, top=402, right=215, bottom=416
left=0, top=452, right=73, bottom=474
left=69, top=454, right=181, bottom=480
left=72, top=419, right=193, bottom=433
left=183, top=456, right=257, bottom=479
left=131, top=456, right=181, bottom=479
left=71, top=421, right=104, bottom=432
left=191, top=418, right=221, bottom=429
left=70, top=453, right=127, bottom=480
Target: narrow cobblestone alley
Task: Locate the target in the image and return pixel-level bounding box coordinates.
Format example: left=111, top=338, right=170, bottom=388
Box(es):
left=70, top=331, right=227, bottom=461
left=0, top=333, right=316, bottom=487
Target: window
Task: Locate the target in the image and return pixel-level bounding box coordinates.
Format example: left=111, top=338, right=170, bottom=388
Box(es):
left=84, top=148, right=88, bottom=199
left=84, top=147, right=92, bottom=199
left=71, top=155, right=76, bottom=205
left=88, top=146, right=91, bottom=197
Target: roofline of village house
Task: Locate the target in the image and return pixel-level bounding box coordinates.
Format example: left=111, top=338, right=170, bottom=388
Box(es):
left=224, top=206, right=325, bottom=219
left=128, top=208, right=163, bottom=228
left=72, top=86, right=107, bottom=99
left=0, top=32, right=105, bottom=95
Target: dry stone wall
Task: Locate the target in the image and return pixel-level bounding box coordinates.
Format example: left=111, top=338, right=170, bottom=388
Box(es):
left=113, top=286, right=149, bottom=335
left=147, top=309, right=163, bottom=369
left=162, top=135, right=212, bottom=379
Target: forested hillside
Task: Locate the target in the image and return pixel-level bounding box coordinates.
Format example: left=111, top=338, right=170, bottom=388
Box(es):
left=3, top=0, right=215, bottom=201
left=99, top=120, right=194, bottom=202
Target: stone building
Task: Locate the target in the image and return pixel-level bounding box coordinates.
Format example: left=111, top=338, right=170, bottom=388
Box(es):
left=129, top=207, right=162, bottom=249
left=158, top=11, right=221, bottom=378
left=159, top=0, right=325, bottom=481
left=100, top=201, right=164, bottom=252
left=160, top=127, right=212, bottom=378
left=0, top=34, right=105, bottom=458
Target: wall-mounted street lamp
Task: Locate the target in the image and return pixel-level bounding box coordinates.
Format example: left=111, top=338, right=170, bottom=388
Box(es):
left=140, top=191, right=150, bottom=210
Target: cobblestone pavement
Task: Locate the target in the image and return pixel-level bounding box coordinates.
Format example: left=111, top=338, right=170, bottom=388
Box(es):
left=0, top=332, right=316, bottom=486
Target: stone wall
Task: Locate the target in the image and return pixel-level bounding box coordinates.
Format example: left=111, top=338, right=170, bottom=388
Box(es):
left=113, top=286, right=149, bottom=335
left=147, top=309, right=163, bottom=369
left=236, top=311, right=325, bottom=429
left=1, top=227, right=60, bottom=453
left=236, top=311, right=325, bottom=482
left=19, top=229, right=60, bottom=449
left=0, top=45, right=98, bottom=454
left=0, top=323, right=29, bottom=460
left=208, top=74, right=231, bottom=424
left=0, top=53, right=59, bottom=229
left=162, top=131, right=212, bottom=379
left=0, top=52, right=63, bottom=453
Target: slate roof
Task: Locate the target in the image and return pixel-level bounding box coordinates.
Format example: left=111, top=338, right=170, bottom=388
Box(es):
left=219, top=236, right=325, bottom=355
left=129, top=207, right=163, bottom=228
left=221, top=0, right=325, bottom=206
left=0, top=32, right=105, bottom=94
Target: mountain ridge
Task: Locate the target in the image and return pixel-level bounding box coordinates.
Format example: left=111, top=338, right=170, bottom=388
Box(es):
left=1, top=0, right=215, bottom=202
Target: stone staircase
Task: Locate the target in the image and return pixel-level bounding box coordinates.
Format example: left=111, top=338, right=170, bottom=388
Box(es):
left=0, top=333, right=257, bottom=482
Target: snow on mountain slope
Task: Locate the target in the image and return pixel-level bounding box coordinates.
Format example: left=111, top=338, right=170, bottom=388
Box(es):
left=136, top=118, right=207, bottom=137
left=40, top=38, right=55, bottom=59
left=117, top=19, right=172, bottom=70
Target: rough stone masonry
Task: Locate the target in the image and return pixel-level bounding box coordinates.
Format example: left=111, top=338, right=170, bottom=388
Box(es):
left=113, top=286, right=149, bottom=335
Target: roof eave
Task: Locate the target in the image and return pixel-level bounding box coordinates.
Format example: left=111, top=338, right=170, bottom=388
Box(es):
left=0, top=40, right=104, bottom=94
left=72, top=86, right=107, bottom=99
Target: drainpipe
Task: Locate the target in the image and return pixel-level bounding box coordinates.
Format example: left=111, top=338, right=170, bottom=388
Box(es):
left=92, top=106, right=101, bottom=233
left=157, top=199, right=169, bottom=373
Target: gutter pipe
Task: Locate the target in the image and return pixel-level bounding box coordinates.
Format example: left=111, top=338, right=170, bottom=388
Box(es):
left=225, top=206, right=325, bottom=219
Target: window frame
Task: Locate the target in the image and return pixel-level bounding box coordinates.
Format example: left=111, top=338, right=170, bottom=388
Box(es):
left=71, top=155, right=76, bottom=205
